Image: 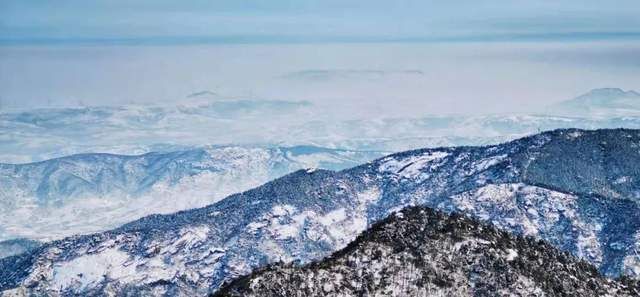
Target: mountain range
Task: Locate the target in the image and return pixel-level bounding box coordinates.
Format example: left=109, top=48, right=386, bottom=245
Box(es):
left=3, top=88, right=638, bottom=252
left=0, top=146, right=381, bottom=244
left=1, top=128, right=639, bottom=296
left=2, top=88, right=640, bottom=164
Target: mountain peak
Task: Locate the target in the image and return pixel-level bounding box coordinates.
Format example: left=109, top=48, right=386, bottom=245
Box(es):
left=578, top=87, right=640, bottom=99
left=547, top=88, right=640, bottom=117
left=186, top=90, right=218, bottom=98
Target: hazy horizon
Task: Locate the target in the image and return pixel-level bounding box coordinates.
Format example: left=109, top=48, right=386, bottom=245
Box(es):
left=1, top=41, right=639, bottom=117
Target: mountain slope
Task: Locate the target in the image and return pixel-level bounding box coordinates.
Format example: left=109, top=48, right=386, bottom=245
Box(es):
left=1, top=129, right=639, bottom=296
left=216, top=206, right=640, bottom=297
left=0, top=145, right=381, bottom=243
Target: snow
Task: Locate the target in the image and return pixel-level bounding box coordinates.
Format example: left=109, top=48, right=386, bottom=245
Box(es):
left=614, top=176, right=632, bottom=184
left=169, top=226, right=210, bottom=252
left=505, top=249, right=518, bottom=261
left=452, top=239, right=491, bottom=252
left=567, top=131, right=583, bottom=139
left=469, top=154, right=507, bottom=174
left=379, top=151, right=450, bottom=178
left=263, top=206, right=307, bottom=239
left=246, top=221, right=268, bottom=232
left=271, top=221, right=303, bottom=239
left=327, top=216, right=366, bottom=246
left=356, top=187, right=381, bottom=205
left=322, top=283, right=333, bottom=292
left=319, top=208, right=347, bottom=226
left=53, top=247, right=133, bottom=289
left=271, top=205, right=297, bottom=217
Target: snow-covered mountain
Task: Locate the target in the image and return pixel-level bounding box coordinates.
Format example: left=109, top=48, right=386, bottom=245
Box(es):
left=547, top=88, right=640, bottom=117
left=0, top=146, right=382, bottom=243
left=217, top=206, right=640, bottom=297
left=1, top=129, right=639, bottom=296
left=2, top=91, right=640, bottom=163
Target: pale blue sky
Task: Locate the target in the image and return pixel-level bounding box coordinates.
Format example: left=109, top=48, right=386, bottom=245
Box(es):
left=1, top=1, right=639, bottom=43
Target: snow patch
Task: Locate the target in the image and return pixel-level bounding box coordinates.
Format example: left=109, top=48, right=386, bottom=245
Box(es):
left=567, top=131, right=583, bottom=139
left=53, top=247, right=133, bottom=289
left=356, top=187, right=381, bottom=205
left=614, top=176, right=632, bottom=184
left=169, top=226, right=210, bottom=252
left=378, top=151, right=450, bottom=179
left=470, top=154, right=507, bottom=174
left=271, top=205, right=297, bottom=217
left=505, top=249, right=518, bottom=261
left=319, top=208, right=347, bottom=226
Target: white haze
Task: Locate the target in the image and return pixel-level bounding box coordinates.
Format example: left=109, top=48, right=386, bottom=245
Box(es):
left=1, top=41, right=639, bottom=119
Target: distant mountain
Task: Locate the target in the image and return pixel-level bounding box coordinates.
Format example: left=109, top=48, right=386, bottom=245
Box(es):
left=0, top=99, right=313, bottom=163
left=216, top=206, right=640, bottom=297
left=3, top=91, right=640, bottom=163
left=547, top=88, right=640, bottom=117
left=0, top=145, right=382, bottom=243
left=186, top=90, right=219, bottom=99
left=281, top=69, right=424, bottom=82
left=1, top=129, right=639, bottom=296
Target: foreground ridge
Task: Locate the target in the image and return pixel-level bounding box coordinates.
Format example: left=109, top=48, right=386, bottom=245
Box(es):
left=216, top=206, right=640, bottom=297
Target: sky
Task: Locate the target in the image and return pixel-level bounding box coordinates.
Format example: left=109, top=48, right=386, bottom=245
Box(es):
left=1, top=1, right=639, bottom=43
left=0, top=1, right=639, bottom=114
